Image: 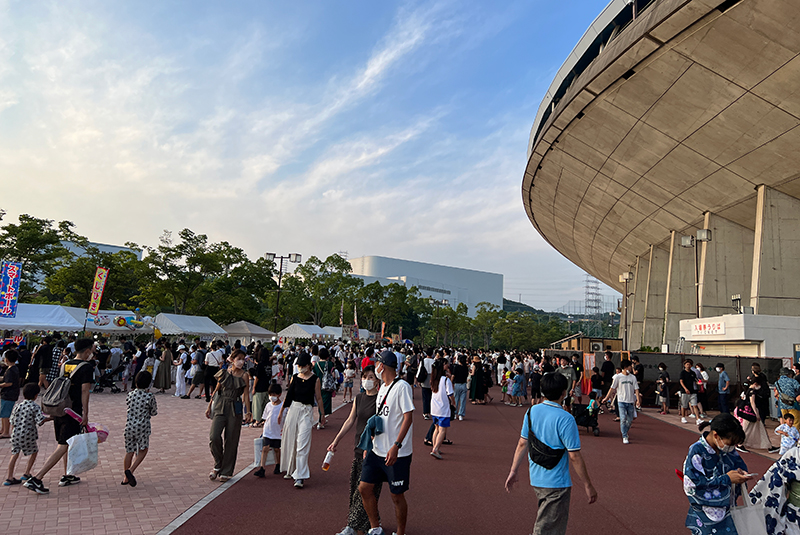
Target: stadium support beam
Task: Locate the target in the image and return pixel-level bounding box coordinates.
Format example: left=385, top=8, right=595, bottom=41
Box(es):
left=627, top=255, right=648, bottom=351
left=750, top=186, right=800, bottom=315
left=699, top=213, right=754, bottom=318
left=642, top=245, right=669, bottom=350
left=663, top=230, right=697, bottom=348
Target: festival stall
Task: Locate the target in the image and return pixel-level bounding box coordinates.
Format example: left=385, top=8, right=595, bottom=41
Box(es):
left=222, top=320, right=275, bottom=345
left=321, top=326, right=372, bottom=340
left=0, top=303, right=83, bottom=332
left=277, top=323, right=331, bottom=342
left=154, top=313, right=227, bottom=338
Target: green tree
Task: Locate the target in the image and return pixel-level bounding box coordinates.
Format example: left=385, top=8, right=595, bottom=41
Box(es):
left=289, top=254, right=363, bottom=326
left=473, top=302, right=500, bottom=349
left=0, top=213, right=85, bottom=299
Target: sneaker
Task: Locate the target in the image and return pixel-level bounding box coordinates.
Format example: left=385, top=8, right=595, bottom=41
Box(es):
left=689, top=414, right=696, bottom=418
left=423, top=414, right=430, bottom=420
left=696, top=419, right=705, bottom=426
left=458, top=415, right=463, bottom=421
left=366, top=528, right=385, bottom=535
left=701, top=413, right=709, bottom=419
left=681, top=417, right=688, bottom=424
left=24, top=477, right=49, bottom=494
left=294, top=479, right=304, bottom=488
left=253, top=467, right=265, bottom=478
left=622, top=437, right=629, bottom=444
left=273, top=465, right=281, bottom=475
left=284, top=473, right=293, bottom=480
left=59, top=474, right=81, bottom=487
left=768, top=446, right=780, bottom=454
left=336, top=527, right=357, bottom=535
left=180, top=395, right=190, bottom=399
left=735, top=446, right=750, bottom=453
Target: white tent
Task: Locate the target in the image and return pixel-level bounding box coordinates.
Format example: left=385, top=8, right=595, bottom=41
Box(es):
left=321, top=326, right=372, bottom=340
left=223, top=321, right=275, bottom=345
left=63, top=307, right=155, bottom=334
left=277, top=324, right=330, bottom=339
left=154, top=313, right=227, bottom=336
left=0, top=303, right=83, bottom=332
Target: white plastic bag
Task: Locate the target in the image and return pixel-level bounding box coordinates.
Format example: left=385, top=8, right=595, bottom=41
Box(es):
left=731, top=483, right=768, bottom=535
left=254, top=437, right=276, bottom=466
left=66, top=431, right=99, bottom=476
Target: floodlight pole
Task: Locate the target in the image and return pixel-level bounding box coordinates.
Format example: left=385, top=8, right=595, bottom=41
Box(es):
left=265, top=253, right=302, bottom=336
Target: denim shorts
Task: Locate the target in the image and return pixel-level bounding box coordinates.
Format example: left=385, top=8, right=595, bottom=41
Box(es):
left=0, top=399, right=14, bottom=418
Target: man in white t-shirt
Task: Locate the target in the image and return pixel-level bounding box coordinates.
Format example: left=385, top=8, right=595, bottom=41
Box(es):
left=204, top=341, right=225, bottom=402
left=359, top=350, right=414, bottom=535
left=601, top=359, right=640, bottom=444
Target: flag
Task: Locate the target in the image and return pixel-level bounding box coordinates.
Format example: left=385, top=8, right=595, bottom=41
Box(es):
left=339, top=299, right=344, bottom=326
left=0, top=261, right=22, bottom=318
left=380, top=321, right=385, bottom=340
left=354, top=303, right=358, bottom=328
left=87, top=266, right=110, bottom=316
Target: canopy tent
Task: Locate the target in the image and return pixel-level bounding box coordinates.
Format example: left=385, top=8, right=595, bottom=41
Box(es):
left=0, top=303, right=83, bottom=332
left=277, top=323, right=330, bottom=340
left=321, top=326, right=372, bottom=340
left=154, top=313, right=227, bottom=336
left=222, top=321, right=275, bottom=345
left=63, top=307, right=155, bottom=334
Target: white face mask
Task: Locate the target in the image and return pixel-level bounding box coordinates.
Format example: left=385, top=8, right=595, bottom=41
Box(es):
left=716, top=368, right=722, bottom=372
left=233, top=360, right=244, bottom=369
left=719, top=443, right=736, bottom=454
left=362, top=379, right=375, bottom=391
left=269, top=395, right=279, bottom=403
left=376, top=364, right=383, bottom=381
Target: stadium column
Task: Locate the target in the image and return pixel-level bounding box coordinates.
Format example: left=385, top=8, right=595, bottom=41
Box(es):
left=750, top=185, right=800, bottom=315
left=627, top=255, right=648, bottom=351
left=642, top=244, right=668, bottom=350
left=699, top=212, right=754, bottom=317
left=663, top=230, right=698, bottom=348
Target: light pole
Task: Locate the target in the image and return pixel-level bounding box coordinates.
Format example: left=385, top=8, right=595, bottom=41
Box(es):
left=264, top=252, right=302, bottom=335
left=619, top=271, right=633, bottom=351
left=680, top=229, right=712, bottom=318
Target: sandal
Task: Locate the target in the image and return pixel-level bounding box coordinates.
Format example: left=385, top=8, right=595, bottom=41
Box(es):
left=125, top=469, right=137, bottom=487
left=3, top=478, right=21, bottom=486
left=209, top=469, right=220, bottom=481
left=442, top=439, right=453, bottom=445
left=219, top=475, right=231, bottom=482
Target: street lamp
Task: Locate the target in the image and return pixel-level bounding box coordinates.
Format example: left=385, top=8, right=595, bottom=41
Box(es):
left=619, top=271, right=634, bottom=350
left=680, top=229, right=712, bottom=318
left=265, top=252, right=302, bottom=334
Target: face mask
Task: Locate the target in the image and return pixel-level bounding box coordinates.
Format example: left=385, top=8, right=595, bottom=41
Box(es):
left=716, top=368, right=722, bottom=372
left=362, top=379, right=375, bottom=391
left=376, top=365, right=383, bottom=381
left=658, top=368, right=664, bottom=371
left=719, top=444, right=736, bottom=454
left=233, top=360, right=244, bottom=369
left=269, top=395, right=279, bottom=403
left=561, top=364, right=568, bottom=368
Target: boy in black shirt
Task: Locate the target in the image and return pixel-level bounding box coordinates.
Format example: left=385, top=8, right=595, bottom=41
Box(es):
left=25, top=338, right=95, bottom=495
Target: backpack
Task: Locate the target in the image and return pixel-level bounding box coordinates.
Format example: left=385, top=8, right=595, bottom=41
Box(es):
left=416, top=361, right=428, bottom=383
left=182, top=354, right=192, bottom=371
left=41, top=361, right=89, bottom=417
left=321, top=361, right=337, bottom=391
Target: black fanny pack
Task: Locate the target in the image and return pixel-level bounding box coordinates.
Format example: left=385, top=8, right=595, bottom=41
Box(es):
left=526, top=408, right=566, bottom=470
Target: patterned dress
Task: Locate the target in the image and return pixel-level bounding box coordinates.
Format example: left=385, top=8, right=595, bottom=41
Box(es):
left=749, top=445, right=800, bottom=535
left=123, top=389, right=158, bottom=453
left=683, top=433, right=748, bottom=534
left=10, top=400, right=46, bottom=455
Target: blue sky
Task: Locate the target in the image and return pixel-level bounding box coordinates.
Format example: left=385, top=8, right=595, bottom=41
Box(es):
left=0, top=0, right=619, bottom=310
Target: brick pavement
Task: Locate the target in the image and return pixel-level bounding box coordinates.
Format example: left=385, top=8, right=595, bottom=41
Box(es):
left=0, top=380, right=347, bottom=535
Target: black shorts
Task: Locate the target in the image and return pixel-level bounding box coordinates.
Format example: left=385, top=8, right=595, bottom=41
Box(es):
left=263, top=438, right=281, bottom=449
left=361, top=450, right=411, bottom=495
left=192, top=370, right=205, bottom=386
left=54, top=415, right=81, bottom=446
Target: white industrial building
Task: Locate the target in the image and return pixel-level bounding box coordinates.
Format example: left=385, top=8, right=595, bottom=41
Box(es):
left=348, top=256, right=503, bottom=317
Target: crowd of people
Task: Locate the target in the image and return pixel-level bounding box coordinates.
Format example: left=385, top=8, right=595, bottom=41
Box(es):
left=3, top=333, right=800, bottom=534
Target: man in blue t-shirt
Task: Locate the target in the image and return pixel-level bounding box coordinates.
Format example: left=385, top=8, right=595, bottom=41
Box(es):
left=716, top=363, right=730, bottom=413
left=505, top=373, right=597, bottom=535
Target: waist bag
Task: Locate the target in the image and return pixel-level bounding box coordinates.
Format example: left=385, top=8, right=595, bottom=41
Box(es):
left=526, top=408, right=566, bottom=470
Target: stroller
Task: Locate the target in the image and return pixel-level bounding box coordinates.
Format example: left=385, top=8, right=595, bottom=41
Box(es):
left=571, top=403, right=600, bottom=436
left=94, top=363, right=124, bottom=393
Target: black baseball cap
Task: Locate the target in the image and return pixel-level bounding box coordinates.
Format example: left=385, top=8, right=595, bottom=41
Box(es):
left=377, top=350, right=398, bottom=368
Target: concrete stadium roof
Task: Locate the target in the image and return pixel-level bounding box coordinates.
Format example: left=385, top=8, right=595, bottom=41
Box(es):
left=524, top=0, right=800, bottom=292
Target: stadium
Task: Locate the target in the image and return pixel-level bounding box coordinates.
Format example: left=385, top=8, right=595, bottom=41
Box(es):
left=523, top=0, right=800, bottom=351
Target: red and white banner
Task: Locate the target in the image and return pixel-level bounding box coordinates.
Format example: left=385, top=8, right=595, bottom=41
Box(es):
left=87, top=266, right=110, bottom=316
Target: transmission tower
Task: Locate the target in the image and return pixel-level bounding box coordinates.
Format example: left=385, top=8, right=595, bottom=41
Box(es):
left=584, top=274, right=602, bottom=336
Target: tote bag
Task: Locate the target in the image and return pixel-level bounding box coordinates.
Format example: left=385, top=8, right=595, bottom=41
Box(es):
left=730, top=483, right=767, bottom=535
left=66, top=431, right=99, bottom=476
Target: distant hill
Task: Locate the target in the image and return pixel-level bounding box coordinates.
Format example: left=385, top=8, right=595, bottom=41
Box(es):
left=502, top=298, right=550, bottom=315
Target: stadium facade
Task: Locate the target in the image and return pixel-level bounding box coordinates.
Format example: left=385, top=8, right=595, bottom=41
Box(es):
left=523, top=0, right=800, bottom=350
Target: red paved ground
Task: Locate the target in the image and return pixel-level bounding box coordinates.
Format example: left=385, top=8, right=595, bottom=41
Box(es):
left=173, top=387, right=777, bottom=535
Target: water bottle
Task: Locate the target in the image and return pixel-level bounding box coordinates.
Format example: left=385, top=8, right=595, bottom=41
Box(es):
left=322, top=451, right=334, bottom=471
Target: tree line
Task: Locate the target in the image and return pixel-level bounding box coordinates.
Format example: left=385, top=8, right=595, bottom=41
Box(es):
left=0, top=211, right=593, bottom=349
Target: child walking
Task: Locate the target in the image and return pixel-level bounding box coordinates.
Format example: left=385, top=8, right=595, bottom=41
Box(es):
left=122, top=371, right=158, bottom=487
left=343, top=361, right=356, bottom=403
left=254, top=383, right=284, bottom=477
left=5, top=384, right=48, bottom=486
left=775, top=413, right=800, bottom=456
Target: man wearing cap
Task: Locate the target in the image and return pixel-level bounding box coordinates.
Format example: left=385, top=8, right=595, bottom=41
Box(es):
left=359, top=350, right=414, bottom=535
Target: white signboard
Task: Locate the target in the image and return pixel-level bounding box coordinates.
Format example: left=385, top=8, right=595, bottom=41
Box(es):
left=692, top=321, right=726, bottom=336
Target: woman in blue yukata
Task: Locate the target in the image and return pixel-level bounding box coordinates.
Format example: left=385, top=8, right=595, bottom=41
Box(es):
left=749, top=444, right=800, bottom=535
left=683, top=413, right=754, bottom=534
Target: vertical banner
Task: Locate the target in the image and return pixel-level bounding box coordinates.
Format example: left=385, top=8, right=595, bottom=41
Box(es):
left=87, top=266, right=110, bottom=316
left=354, top=303, right=358, bottom=329
left=399, top=326, right=403, bottom=341
left=583, top=352, right=596, bottom=395
left=380, top=321, right=386, bottom=340
left=339, top=300, right=344, bottom=326
left=0, top=261, right=22, bottom=318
